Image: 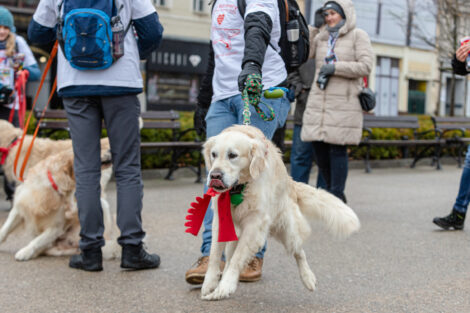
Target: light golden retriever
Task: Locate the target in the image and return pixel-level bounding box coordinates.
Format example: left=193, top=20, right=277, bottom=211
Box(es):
left=0, top=120, right=73, bottom=186
left=0, top=145, right=118, bottom=261
left=200, top=125, right=361, bottom=300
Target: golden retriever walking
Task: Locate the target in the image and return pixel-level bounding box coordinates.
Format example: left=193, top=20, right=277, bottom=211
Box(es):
left=200, top=125, right=360, bottom=300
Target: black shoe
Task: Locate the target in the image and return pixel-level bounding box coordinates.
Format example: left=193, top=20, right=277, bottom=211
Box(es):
left=69, top=248, right=103, bottom=272
left=433, top=209, right=466, bottom=230
left=121, top=244, right=160, bottom=270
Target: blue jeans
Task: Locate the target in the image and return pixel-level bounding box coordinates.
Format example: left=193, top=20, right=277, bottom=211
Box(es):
left=201, top=94, right=290, bottom=257
left=453, top=145, right=470, bottom=213
left=312, top=141, right=348, bottom=203
left=290, top=124, right=326, bottom=188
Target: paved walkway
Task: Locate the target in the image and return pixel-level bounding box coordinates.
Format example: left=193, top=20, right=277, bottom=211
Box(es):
left=1, top=165, right=470, bottom=313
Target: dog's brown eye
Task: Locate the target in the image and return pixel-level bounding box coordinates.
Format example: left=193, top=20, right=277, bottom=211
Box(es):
left=211, top=152, right=217, bottom=158
left=228, top=152, right=238, bottom=159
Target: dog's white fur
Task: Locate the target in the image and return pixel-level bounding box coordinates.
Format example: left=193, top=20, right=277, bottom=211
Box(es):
left=200, top=125, right=361, bottom=300
left=0, top=145, right=119, bottom=261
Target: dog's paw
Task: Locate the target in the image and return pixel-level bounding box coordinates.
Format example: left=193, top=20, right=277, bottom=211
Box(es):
left=201, top=281, right=237, bottom=301
left=201, top=280, right=218, bottom=297
left=300, top=270, right=317, bottom=291
left=15, top=247, right=34, bottom=261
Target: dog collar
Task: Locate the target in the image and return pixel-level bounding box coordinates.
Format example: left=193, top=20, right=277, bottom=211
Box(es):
left=185, top=188, right=238, bottom=242
left=0, top=137, right=19, bottom=165
left=230, top=184, right=246, bottom=206
left=47, top=169, right=59, bottom=192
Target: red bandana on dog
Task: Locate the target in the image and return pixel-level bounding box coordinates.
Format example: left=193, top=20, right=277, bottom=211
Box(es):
left=185, top=188, right=238, bottom=242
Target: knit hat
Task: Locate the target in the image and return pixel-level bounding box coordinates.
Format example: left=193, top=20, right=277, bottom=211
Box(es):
left=323, top=1, right=346, bottom=19
left=0, top=7, right=15, bottom=33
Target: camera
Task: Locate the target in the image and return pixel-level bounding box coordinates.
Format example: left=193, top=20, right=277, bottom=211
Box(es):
left=317, top=72, right=330, bottom=90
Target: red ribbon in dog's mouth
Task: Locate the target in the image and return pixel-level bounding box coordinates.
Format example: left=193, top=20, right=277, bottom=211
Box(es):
left=185, top=188, right=238, bottom=242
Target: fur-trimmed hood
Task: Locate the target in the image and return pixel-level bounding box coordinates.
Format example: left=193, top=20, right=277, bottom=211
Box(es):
left=318, top=0, right=356, bottom=40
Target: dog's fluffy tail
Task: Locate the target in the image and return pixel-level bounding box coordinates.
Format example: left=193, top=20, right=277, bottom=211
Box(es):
left=294, top=182, right=360, bottom=239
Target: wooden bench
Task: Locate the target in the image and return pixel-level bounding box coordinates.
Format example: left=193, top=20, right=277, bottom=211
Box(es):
left=280, top=114, right=444, bottom=173
left=432, top=116, right=470, bottom=167
left=361, top=115, right=444, bottom=172
left=34, top=109, right=204, bottom=182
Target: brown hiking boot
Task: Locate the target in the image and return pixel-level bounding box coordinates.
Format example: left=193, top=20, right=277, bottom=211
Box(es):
left=185, top=256, right=225, bottom=285
left=239, top=257, right=263, bottom=282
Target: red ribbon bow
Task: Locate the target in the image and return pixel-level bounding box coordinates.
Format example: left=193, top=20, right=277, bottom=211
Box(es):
left=185, top=188, right=238, bottom=242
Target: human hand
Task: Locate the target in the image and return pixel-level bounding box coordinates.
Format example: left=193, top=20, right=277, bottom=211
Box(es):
left=319, top=63, right=335, bottom=77
left=314, top=8, right=325, bottom=28
left=193, top=106, right=208, bottom=136
left=238, top=62, right=261, bottom=92
left=456, top=43, right=470, bottom=62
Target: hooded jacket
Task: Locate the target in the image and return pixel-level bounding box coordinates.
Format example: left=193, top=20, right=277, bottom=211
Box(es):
left=301, top=0, right=373, bottom=145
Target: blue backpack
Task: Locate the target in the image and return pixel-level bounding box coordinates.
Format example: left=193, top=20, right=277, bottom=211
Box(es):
left=57, top=0, right=126, bottom=70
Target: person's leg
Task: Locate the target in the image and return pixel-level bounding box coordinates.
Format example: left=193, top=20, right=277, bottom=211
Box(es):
left=101, top=95, right=160, bottom=270
left=101, top=95, right=145, bottom=246
left=290, top=124, right=314, bottom=184
left=0, top=106, right=19, bottom=127
left=63, top=97, right=104, bottom=251
left=328, top=144, right=349, bottom=203
left=433, top=145, right=470, bottom=230
left=312, top=141, right=331, bottom=191
left=453, top=145, right=470, bottom=214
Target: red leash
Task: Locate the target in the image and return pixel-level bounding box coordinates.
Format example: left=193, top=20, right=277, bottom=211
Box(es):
left=47, top=169, right=59, bottom=192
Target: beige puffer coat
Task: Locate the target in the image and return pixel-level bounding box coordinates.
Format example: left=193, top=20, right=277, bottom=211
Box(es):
left=301, top=0, right=373, bottom=145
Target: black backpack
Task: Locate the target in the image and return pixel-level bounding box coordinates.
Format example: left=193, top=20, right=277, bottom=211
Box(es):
left=214, top=0, right=310, bottom=73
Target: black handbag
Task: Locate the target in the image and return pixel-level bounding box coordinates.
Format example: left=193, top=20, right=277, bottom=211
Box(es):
left=359, top=87, right=376, bottom=112
left=359, top=77, right=376, bottom=112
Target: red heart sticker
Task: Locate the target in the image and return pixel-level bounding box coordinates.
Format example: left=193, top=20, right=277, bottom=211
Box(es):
left=217, top=14, right=225, bottom=25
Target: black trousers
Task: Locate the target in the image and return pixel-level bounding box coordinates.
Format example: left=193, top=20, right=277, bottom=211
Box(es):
left=63, top=95, right=145, bottom=250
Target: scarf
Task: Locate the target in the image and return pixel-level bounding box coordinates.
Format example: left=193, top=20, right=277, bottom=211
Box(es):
left=325, top=20, right=346, bottom=64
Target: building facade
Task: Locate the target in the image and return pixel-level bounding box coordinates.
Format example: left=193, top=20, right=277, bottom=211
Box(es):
left=307, top=0, right=440, bottom=116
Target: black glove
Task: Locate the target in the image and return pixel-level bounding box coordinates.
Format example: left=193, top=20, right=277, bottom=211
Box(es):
left=319, top=64, right=335, bottom=77
left=314, top=8, right=325, bottom=28
left=238, top=61, right=261, bottom=92
left=193, top=106, right=208, bottom=136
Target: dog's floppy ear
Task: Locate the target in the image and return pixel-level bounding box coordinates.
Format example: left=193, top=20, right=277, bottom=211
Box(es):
left=249, top=138, right=267, bottom=179
left=203, top=136, right=216, bottom=170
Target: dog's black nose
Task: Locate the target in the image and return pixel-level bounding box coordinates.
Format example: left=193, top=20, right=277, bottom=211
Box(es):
left=210, top=170, right=223, bottom=181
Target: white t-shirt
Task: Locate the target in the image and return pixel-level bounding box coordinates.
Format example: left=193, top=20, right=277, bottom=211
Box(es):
left=211, top=0, right=287, bottom=103
left=0, top=35, right=38, bottom=109
left=33, top=0, right=156, bottom=92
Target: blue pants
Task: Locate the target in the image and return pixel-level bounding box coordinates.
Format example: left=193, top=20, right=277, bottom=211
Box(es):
left=201, top=93, right=290, bottom=257
left=64, top=95, right=145, bottom=250
left=312, top=141, right=348, bottom=203
left=453, top=145, right=470, bottom=213
left=290, top=124, right=326, bottom=188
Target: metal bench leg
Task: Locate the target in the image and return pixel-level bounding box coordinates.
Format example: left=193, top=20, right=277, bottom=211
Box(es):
left=165, top=148, right=178, bottom=180
left=195, top=150, right=203, bottom=183
left=434, top=144, right=442, bottom=170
